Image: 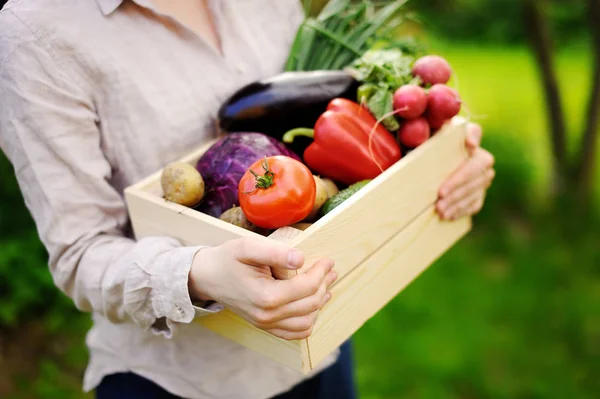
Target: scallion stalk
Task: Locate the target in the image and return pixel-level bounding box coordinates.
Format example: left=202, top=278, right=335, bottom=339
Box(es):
left=284, top=0, right=409, bottom=72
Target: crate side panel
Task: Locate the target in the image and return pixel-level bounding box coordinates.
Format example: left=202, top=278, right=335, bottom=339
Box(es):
left=307, top=208, right=472, bottom=369
left=125, top=189, right=255, bottom=247
left=196, top=309, right=306, bottom=372
left=292, top=120, right=469, bottom=281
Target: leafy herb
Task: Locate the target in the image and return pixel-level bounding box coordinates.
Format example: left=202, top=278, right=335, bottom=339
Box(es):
left=347, top=48, right=419, bottom=131
left=349, top=48, right=417, bottom=89
left=366, top=88, right=398, bottom=131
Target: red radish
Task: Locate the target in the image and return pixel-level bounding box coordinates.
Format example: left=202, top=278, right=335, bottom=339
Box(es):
left=425, top=84, right=461, bottom=122
left=426, top=115, right=448, bottom=131
left=393, top=85, right=428, bottom=119
left=398, top=117, right=431, bottom=148
left=412, top=55, right=452, bottom=85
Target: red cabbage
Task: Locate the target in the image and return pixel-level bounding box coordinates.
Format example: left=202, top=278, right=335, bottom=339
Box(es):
left=194, top=132, right=301, bottom=218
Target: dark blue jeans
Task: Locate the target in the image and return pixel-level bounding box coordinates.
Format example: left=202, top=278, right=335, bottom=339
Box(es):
left=96, top=340, right=357, bottom=399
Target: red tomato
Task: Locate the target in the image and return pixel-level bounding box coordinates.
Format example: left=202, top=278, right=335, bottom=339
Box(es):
left=238, top=156, right=316, bottom=229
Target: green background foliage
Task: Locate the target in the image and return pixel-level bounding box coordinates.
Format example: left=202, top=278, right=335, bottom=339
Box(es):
left=409, top=0, right=588, bottom=46
left=1, top=0, right=598, bottom=398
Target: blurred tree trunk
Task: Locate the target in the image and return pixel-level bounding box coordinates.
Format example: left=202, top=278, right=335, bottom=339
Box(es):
left=523, top=0, right=599, bottom=206
left=522, top=0, right=568, bottom=193
left=573, top=0, right=600, bottom=201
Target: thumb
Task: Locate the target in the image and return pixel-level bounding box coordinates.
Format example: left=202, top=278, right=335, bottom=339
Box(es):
left=466, top=122, right=482, bottom=155
left=268, top=257, right=336, bottom=304
left=234, top=237, right=305, bottom=270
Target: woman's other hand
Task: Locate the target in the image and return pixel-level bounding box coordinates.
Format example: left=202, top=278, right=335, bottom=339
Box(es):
left=436, top=122, right=496, bottom=220
left=188, top=237, right=337, bottom=340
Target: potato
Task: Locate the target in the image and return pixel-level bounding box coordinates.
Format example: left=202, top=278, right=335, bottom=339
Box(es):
left=161, top=162, right=205, bottom=207
left=320, top=177, right=339, bottom=198
left=220, top=206, right=270, bottom=236
left=304, top=175, right=329, bottom=222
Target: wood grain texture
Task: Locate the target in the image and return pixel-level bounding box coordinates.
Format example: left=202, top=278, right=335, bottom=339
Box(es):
left=287, top=118, right=469, bottom=282
left=124, top=188, right=259, bottom=247
left=306, top=206, right=472, bottom=369
left=123, top=118, right=472, bottom=373
left=196, top=309, right=307, bottom=372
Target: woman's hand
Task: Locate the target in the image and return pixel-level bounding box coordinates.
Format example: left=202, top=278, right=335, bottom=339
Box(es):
left=188, top=237, right=337, bottom=340
left=436, top=122, right=495, bottom=220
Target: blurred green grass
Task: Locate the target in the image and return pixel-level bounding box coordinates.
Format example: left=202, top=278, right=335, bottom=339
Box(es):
left=354, top=225, right=600, bottom=399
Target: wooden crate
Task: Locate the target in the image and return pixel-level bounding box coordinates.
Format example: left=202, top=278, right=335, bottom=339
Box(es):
left=124, top=117, right=472, bottom=374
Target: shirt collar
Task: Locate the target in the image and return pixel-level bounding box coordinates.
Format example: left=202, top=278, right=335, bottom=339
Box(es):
left=96, top=0, right=159, bottom=16
left=95, top=0, right=124, bottom=16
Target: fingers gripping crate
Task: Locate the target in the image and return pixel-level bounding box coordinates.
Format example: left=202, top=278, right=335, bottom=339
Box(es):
left=124, top=117, right=472, bottom=374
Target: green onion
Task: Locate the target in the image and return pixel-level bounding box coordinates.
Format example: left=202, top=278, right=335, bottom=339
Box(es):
left=295, top=22, right=319, bottom=71
left=322, top=3, right=367, bottom=70
left=284, top=0, right=410, bottom=72
left=316, top=0, right=351, bottom=22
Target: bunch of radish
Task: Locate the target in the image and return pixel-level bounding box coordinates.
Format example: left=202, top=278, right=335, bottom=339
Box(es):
left=393, top=55, right=462, bottom=149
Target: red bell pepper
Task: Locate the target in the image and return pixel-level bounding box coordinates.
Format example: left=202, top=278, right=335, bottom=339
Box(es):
left=282, top=98, right=402, bottom=185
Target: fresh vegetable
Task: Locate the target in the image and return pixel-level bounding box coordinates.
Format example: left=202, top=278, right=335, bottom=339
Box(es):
left=219, top=206, right=270, bottom=235
left=398, top=117, right=431, bottom=148
left=347, top=48, right=419, bottom=131
left=238, top=156, right=316, bottom=229
left=161, top=162, right=205, bottom=207
left=424, top=84, right=462, bottom=124
left=364, top=89, right=398, bottom=132
left=412, top=55, right=452, bottom=86
left=217, top=70, right=358, bottom=156
left=320, top=177, right=339, bottom=198
left=185, top=3, right=466, bottom=228
left=321, top=179, right=372, bottom=216
left=393, top=84, right=428, bottom=119
left=285, top=0, right=411, bottom=72
left=283, top=98, right=401, bottom=186
left=194, top=133, right=300, bottom=218
left=305, top=175, right=330, bottom=222
left=426, top=114, right=449, bottom=131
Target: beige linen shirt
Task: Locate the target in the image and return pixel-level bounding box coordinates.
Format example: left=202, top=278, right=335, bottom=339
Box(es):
left=0, top=0, right=339, bottom=398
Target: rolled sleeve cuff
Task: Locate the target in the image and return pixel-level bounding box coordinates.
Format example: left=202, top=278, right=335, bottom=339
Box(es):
left=149, top=245, right=224, bottom=337
left=192, top=301, right=225, bottom=315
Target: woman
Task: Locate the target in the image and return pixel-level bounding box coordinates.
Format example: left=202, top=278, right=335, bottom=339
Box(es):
left=0, top=0, right=495, bottom=398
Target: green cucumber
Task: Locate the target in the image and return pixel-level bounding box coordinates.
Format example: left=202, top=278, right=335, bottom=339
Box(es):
left=320, top=179, right=371, bottom=216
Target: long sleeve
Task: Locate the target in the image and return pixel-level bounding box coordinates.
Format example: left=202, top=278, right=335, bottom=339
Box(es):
left=0, top=14, right=220, bottom=338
